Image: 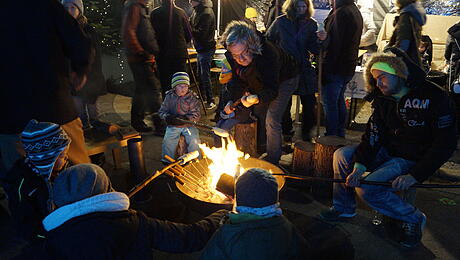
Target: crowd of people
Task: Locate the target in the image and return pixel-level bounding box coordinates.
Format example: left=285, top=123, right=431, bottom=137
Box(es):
left=0, top=0, right=459, bottom=258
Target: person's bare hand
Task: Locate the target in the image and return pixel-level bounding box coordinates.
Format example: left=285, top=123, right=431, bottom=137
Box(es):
left=346, top=168, right=364, bottom=187
left=392, top=175, right=417, bottom=191
left=317, top=31, right=327, bottom=41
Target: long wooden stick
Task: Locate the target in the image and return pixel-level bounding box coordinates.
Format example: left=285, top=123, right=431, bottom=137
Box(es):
left=272, top=174, right=460, bottom=189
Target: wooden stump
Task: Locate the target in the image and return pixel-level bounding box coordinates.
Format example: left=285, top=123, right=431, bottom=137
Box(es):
left=175, top=135, right=187, bottom=158
left=312, top=136, right=352, bottom=198
left=234, top=120, right=257, bottom=157
left=292, top=141, right=315, bottom=176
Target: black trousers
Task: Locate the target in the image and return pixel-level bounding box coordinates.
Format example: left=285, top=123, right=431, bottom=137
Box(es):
left=128, top=61, right=162, bottom=124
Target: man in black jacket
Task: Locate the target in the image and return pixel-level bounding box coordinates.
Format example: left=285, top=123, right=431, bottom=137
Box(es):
left=318, top=0, right=363, bottom=137
left=319, top=48, right=457, bottom=248
left=220, top=21, right=299, bottom=164
left=190, top=0, right=217, bottom=109
left=122, top=0, right=165, bottom=134
left=151, top=0, right=193, bottom=95
left=26, top=163, right=227, bottom=260
left=0, top=0, right=92, bottom=175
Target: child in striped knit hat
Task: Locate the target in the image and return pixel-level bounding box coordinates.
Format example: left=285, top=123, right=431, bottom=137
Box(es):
left=1, top=119, right=71, bottom=242
left=158, top=72, right=201, bottom=163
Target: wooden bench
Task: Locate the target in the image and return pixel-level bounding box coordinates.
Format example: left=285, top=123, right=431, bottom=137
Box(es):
left=85, top=128, right=141, bottom=169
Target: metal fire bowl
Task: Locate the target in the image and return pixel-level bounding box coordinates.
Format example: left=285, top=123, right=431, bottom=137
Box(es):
left=175, top=157, right=285, bottom=214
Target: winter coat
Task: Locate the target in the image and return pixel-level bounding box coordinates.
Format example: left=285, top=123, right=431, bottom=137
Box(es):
left=322, top=0, right=363, bottom=77
left=224, top=37, right=299, bottom=104
left=0, top=0, right=91, bottom=134
left=190, top=0, right=216, bottom=53
left=2, top=159, right=50, bottom=242
left=75, top=24, right=107, bottom=103
left=122, top=0, right=160, bottom=63
left=266, top=15, right=320, bottom=95
left=388, top=2, right=427, bottom=67
left=355, top=49, right=457, bottom=183
left=200, top=214, right=311, bottom=260
left=445, top=21, right=460, bottom=79
left=158, top=89, right=201, bottom=126
left=25, top=192, right=227, bottom=260
left=150, top=0, right=192, bottom=59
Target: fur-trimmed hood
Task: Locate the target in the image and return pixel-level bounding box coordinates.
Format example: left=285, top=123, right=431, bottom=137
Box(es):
left=363, top=47, right=426, bottom=94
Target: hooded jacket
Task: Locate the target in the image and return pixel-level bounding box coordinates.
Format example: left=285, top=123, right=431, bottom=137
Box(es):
left=25, top=192, right=227, bottom=260
left=322, top=0, right=363, bottom=77
left=150, top=0, right=192, bottom=58
left=190, top=0, right=216, bottom=53
left=200, top=214, right=311, bottom=260
left=158, top=88, right=201, bottom=126
left=388, top=2, right=427, bottom=66
left=354, top=48, right=457, bottom=182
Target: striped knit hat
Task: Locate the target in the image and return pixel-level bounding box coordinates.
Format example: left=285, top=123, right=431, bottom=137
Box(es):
left=171, top=72, right=190, bottom=88
left=21, top=120, right=71, bottom=178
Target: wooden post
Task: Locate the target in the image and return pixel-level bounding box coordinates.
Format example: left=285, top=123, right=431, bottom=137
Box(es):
left=292, top=141, right=315, bottom=176
left=175, top=135, right=188, bottom=158
left=313, top=136, right=351, bottom=198
left=234, top=120, right=257, bottom=157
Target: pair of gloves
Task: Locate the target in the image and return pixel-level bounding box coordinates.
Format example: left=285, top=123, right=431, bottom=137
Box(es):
left=165, top=115, right=188, bottom=126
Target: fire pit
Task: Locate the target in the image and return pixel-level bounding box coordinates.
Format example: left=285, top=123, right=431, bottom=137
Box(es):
left=173, top=139, right=285, bottom=214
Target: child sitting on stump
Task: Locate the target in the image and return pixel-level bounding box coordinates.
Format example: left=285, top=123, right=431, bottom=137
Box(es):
left=159, top=72, right=201, bottom=163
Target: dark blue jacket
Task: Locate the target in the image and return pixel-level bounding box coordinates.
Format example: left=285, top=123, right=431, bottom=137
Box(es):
left=266, top=15, right=320, bottom=95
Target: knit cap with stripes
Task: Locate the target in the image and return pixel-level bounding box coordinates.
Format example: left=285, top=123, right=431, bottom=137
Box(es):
left=171, top=72, right=190, bottom=88
left=21, top=119, right=71, bottom=178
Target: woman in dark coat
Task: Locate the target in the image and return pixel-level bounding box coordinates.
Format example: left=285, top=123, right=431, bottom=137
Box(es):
left=62, top=0, right=107, bottom=129
left=388, top=0, right=427, bottom=67
left=266, top=0, right=320, bottom=141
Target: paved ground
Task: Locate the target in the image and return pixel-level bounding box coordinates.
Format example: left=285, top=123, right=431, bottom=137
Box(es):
left=1, top=93, right=459, bottom=260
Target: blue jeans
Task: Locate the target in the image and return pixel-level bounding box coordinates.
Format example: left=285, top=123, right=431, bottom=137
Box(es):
left=265, top=76, right=299, bottom=164
left=321, top=74, right=353, bottom=137
left=161, top=126, right=200, bottom=163
left=197, top=49, right=215, bottom=103
left=332, top=145, right=424, bottom=224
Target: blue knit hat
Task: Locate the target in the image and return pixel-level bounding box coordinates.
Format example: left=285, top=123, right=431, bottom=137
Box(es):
left=171, top=72, right=190, bottom=88
left=235, top=168, right=279, bottom=208
left=21, top=120, right=71, bottom=178
left=53, top=164, right=114, bottom=208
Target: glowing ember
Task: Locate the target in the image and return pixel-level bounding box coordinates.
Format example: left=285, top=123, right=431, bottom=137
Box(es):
left=198, top=137, right=248, bottom=194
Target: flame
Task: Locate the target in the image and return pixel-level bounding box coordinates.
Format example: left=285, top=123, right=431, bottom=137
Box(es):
left=198, top=137, right=247, bottom=191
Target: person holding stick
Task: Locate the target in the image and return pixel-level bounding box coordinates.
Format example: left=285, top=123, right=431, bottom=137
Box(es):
left=159, top=72, right=201, bottom=163
left=319, top=48, right=457, bottom=248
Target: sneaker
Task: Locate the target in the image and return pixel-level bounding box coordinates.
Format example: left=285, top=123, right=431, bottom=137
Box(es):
left=319, top=207, right=357, bottom=221
left=400, top=213, right=426, bottom=248
left=206, top=102, right=216, bottom=110
left=132, top=122, right=153, bottom=133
